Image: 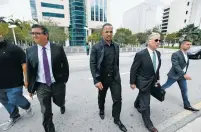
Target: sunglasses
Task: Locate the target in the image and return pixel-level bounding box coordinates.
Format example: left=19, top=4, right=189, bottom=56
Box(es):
left=154, top=39, right=161, bottom=42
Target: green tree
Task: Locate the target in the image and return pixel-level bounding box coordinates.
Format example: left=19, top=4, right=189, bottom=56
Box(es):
left=0, top=17, right=6, bottom=23
left=0, top=23, right=9, bottom=36
left=113, top=28, right=132, bottom=45
left=136, top=32, right=147, bottom=44
left=40, top=20, right=68, bottom=45
left=87, top=29, right=102, bottom=44
left=128, top=34, right=138, bottom=46
left=166, top=32, right=178, bottom=43
left=178, top=24, right=201, bottom=45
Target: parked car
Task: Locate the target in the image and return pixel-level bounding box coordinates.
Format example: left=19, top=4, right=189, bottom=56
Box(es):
left=187, top=46, right=201, bottom=59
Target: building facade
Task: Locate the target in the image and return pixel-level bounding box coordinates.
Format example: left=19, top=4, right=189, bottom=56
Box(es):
left=163, top=0, right=201, bottom=33
left=30, top=0, right=70, bottom=27
left=123, top=3, right=157, bottom=33
left=189, top=0, right=201, bottom=28
left=69, top=0, right=87, bottom=46
left=86, top=0, right=109, bottom=37
left=167, top=0, right=193, bottom=33
left=161, top=7, right=170, bottom=34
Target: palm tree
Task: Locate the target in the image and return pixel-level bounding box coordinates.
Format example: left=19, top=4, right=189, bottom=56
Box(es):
left=8, top=19, right=23, bottom=29
left=0, top=17, right=6, bottom=23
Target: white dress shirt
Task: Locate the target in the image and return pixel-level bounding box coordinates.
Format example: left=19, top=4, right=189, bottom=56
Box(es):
left=147, top=47, right=159, bottom=72
left=36, top=42, right=55, bottom=83
left=182, top=51, right=188, bottom=72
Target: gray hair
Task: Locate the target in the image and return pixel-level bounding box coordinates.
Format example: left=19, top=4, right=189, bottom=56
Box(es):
left=148, top=32, right=160, bottom=41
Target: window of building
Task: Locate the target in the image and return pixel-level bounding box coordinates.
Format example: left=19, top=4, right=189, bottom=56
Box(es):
left=186, top=11, right=188, bottom=14
left=42, top=12, right=65, bottom=18
left=187, top=2, right=190, bottom=6
left=95, top=0, right=99, bottom=21
left=104, top=0, right=107, bottom=22
left=164, top=8, right=170, bottom=12
left=100, top=0, right=103, bottom=22
left=184, top=19, right=187, bottom=23
left=91, top=0, right=95, bottom=20
left=41, top=2, right=64, bottom=9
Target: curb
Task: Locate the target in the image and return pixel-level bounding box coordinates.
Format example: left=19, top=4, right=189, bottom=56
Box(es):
left=157, top=102, right=201, bottom=132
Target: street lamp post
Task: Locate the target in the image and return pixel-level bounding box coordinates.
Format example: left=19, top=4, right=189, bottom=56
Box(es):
left=8, top=25, right=17, bottom=45
left=163, top=35, right=167, bottom=53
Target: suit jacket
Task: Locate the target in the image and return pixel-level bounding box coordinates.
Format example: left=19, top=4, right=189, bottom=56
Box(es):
left=167, top=50, right=189, bottom=80
left=90, top=39, right=121, bottom=84
left=130, top=48, right=161, bottom=92
left=26, top=43, right=69, bottom=93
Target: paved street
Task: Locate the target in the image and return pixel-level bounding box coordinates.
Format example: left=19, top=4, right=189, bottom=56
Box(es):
left=0, top=51, right=201, bottom=132
left=176, top=116, right=201, bottom=132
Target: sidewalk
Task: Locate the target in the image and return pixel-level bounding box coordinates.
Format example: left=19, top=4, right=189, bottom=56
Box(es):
left=176, top=116, right=201, bottom=132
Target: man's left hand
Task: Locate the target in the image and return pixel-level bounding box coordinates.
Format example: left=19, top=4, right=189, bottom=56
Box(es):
left=155, top=80, right=160, bottom=87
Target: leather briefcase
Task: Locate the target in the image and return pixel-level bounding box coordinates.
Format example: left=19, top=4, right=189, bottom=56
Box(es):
left=151, top=83, right=166, bottom=102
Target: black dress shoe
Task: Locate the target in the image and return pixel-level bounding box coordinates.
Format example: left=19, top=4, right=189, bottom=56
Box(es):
left=99, top=110, right=105, bottom=120
left=184, top=106, right=199, bottom=111
left=60, top=106, right=65, bottom=114
left=114, top=120, right=127, bottom=132
left=146, top=126, right=158, bottom=132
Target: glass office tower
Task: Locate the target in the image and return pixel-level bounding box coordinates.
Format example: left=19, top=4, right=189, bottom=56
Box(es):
left=69, top=0, right=87, bottom=46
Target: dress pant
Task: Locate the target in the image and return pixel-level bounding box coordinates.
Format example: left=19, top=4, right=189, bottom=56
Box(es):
left=98, top=76, right=122, bottom=120
left=36, top=82, right=66, bottom=132
left=135, top=90, right=153, bottom=128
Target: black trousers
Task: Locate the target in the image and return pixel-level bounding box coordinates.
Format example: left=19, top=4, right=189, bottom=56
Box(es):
left=36, top=82, right=66, bottom=132
left=98, top=76, right=122, bottom=120
left=134, top=90, right=153, bottom=128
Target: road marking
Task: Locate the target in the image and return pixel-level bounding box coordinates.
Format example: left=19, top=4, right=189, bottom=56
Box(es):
left=0, top=122, right=8, bottom=127
left=157, top=101, right=201, bottom=131
left=88, top=72, right=130, bottom=80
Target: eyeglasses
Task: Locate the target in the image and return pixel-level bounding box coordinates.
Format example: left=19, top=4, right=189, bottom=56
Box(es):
left=30, top=32, right=43, bottom=36
left=154, top=39, right=161, bottom=43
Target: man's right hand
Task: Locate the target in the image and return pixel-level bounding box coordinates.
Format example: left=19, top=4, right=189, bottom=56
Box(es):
left=184, top=74, right=192, bottom=80
left=29, top=93, right=33, bottom=100
left=95, top=82, right=103, bottom=90
left=130, top=84, right=136, bottom=90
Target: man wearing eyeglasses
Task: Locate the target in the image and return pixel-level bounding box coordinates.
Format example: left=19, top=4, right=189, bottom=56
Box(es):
left=26, top=24, right=69, bottom=132
left=161, top=40, right=199, bottom=112
left=130, top=33, right=161, bottom=132
left=0, top=35, right=34, bottom=131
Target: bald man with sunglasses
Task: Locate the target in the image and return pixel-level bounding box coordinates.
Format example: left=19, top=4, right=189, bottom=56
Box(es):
left=130, top=33, right=161, bottom=132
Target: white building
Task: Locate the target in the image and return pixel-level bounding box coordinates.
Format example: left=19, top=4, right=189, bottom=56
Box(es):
left=167, top=0, right=193, bottom=33
left=30, top=0, right=70, bottom=27
left=123, top=3, right=158, bottom=33
left=161, top=6, right=170, bottom=34
left=189, top=0, right=201, bottom=28
left=86, top=0, right=110, bottom=36
left=163, top=0, right=201, bottom=33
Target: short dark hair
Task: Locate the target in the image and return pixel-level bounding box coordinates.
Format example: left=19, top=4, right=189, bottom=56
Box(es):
left=31, top=24, right=49, bottom=35
left=179, top=39, right=191, bottom=48
left=102, top=23, right=113, bottom=31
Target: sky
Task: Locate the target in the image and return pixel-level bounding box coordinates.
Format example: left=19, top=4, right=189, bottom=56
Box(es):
left=109, top=0, right=175, bottom=30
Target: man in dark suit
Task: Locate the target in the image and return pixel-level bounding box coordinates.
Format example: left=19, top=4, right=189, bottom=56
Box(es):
left=130, top=33, right=161, bottom=132
left=26, top=24, right=69, bottom=132
left=90, top=23, right=127, bottom=132
left=161, top=40, right=199, bottom=111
